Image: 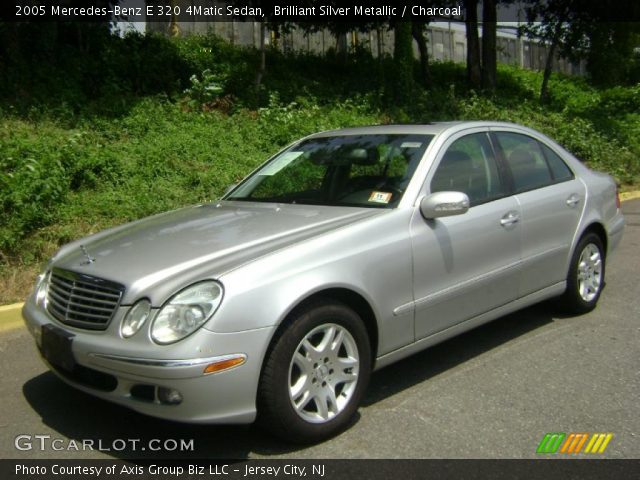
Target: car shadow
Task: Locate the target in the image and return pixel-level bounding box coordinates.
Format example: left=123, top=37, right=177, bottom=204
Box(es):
left=22, top=302, right=557, bottom=459
left=22, top=373, right=292, bottom=459
left=363, top=302, right=556, bottom=406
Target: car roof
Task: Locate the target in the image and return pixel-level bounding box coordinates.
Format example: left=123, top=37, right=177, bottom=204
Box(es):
left=309, top=121, right=528, bottom=138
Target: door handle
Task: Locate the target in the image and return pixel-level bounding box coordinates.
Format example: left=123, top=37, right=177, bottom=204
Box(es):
left=500, top=211, right=520, bottom=227
left=566, top=194, right=580, bottom=207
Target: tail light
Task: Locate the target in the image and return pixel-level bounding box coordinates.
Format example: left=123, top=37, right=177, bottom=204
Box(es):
left=615, top=189, right=621, bottom=209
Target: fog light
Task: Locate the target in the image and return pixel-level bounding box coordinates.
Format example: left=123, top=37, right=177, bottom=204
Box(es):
left=203, top=354, right=246, bottom=375
left=157, top=387, right=183, bottom=405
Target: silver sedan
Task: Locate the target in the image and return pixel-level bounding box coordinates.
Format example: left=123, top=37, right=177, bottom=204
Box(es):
left=23, top=122, right=624, bottom=443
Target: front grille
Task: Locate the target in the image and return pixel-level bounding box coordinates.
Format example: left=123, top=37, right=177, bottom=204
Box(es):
left=46, top=268, right=125, bottom=330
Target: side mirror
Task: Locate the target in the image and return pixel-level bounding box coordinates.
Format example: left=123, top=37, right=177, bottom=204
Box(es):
left=420, top=191, right=470, bottom=219
left=223, top=184, right=238, bottom=197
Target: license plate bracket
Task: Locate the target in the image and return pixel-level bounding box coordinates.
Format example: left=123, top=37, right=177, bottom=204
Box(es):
left=41, top=324, right=76, bottom=372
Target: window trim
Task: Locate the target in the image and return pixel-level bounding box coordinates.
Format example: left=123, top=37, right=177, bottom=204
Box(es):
left=227, top=133, right=434, bottom=209
left=426, top=130, right=510, bottom=208
left=487, top=132, right=515, bottom=194
left=538, top=141, right=576, bottom=184
left=489, top=131, right=575, bottom=196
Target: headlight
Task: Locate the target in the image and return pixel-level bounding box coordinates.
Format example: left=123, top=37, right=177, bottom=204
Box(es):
left=121, top=299, right=151, bottom=338
left=151, top=281, right=223, bottom=345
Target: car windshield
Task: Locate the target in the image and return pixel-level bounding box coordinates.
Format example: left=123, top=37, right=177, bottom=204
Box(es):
left=226, top=134, right=433, bottom=208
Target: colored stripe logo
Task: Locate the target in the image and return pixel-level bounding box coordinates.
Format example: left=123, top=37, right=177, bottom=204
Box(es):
left=537, top=433, right=613, bottom=454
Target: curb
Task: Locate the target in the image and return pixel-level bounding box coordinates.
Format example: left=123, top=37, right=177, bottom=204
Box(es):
left=0, top=302, right=24, bottom=332
left=620, top=190, right=640, bottom=202
left=1, top=190, right=640, bottom=332
left=0, top=302, right=24, bottom=312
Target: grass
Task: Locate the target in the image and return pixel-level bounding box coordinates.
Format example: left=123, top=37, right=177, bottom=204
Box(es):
left=0, top=98, right=382, bottom=303
left=1, top=32, right=639, bottom=304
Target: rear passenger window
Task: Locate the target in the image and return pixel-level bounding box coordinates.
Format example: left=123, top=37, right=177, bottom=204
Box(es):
left=495, top=132, right=553, bottom=192
left=431, top=133, right=504, bottom=206
left=540, top=143, right=574, bottom=182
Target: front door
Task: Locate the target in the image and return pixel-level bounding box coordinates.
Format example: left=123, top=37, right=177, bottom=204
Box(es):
left=411, top=131, right=522, bottom=339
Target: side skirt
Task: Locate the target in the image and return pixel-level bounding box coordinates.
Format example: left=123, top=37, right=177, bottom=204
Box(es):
left=373, top=281, right=566, bottom=371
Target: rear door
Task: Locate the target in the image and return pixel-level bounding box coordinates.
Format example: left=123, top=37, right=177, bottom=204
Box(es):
left=492, top=130, right=586, bottom=296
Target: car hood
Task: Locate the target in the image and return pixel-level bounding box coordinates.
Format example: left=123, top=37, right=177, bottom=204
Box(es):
left=52, top=201, right=381, bottom=304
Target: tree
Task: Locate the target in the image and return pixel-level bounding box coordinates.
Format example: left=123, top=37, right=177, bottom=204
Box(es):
left=464, top=0, right=482, bottom=90
left=521, top=0, right=640, bottom=95
left=227, top=0, right=295, bottom=91
left=575, top=1, right=640, bottom=86
left=539, top=16, right=567, bottom=103
left=521, top=1, right=569, bottom=103
left=412, top=22, right=432, bottom=88
left=287, top=4, right=412, bottom=103
left=254, top=21, right=267, bottom=89
left=466, top=0, right=519, bottom=93
left=585, top=22, right=640, bottom=86
left=1, top=0, right=122, bottom=63
left=480, top=0, right=497, bottom=91
left=391, top=21, right=415, bottom=104
left=521, top=0, right=592, bottom=102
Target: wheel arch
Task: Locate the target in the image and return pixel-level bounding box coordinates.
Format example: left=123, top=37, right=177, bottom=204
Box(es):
left=255, top=287, right=378, bottom=443
left=579, top=222, right=608, bottom=257
left=263, top=287, right=380, bottom=372
left=559, top=221, right=608, bottom=313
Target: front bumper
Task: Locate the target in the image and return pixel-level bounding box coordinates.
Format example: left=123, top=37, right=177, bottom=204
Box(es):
left=22, top=295, right=276, bottom=424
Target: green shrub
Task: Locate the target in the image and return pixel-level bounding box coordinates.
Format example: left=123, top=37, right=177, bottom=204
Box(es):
left=0, top=121, right=69, bottom=253
left=183, top=69, right=226, bottom=110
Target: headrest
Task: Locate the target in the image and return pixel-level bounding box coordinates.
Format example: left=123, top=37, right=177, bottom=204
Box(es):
left=509, top=148, right=536, bottom=167
left=442, top=150, right=472, bottom=166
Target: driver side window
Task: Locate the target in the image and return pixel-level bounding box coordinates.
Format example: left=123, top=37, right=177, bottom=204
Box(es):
left=431, top=133, right=504, bottom=206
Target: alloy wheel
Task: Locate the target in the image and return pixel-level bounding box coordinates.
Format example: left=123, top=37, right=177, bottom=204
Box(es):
left=288, top=323, right=360, bottom=424
left=577, top=243, right=603, bottom=302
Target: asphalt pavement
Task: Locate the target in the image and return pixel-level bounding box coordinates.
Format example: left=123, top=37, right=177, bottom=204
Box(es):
left=1, top=200, right=638, bottom=459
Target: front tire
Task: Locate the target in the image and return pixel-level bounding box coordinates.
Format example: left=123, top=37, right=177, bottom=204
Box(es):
left=559, top=232, right=605, bottom=314
left=257, top=300, right=371, bottom=443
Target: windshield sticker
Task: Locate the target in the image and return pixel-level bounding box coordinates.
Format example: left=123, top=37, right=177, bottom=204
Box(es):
left=260, top=151, right=304, bottom=176
left=369, top=191, right=392, bottom=204
left=400, top=142, right=422, bottom=148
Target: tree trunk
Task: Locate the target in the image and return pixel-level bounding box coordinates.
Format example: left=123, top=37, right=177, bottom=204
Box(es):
left=376, top=25, right=384, bottom=59
left=391, top=22, right=415, bottom=104
left=412, top=22, right=432, bottom=89
left=336, top=32, right=348, bottom=63
left=254, top=22, right=267, bottom=89
left=481, top=0, right=497, bottom=92
left=540, top=30, right=560, bottom=103
left=464, top=0, right=481, bottom=89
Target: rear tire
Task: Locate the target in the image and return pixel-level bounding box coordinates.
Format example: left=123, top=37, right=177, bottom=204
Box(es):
left=257, top=300, right=371, bottom=444
left=559, top=232, right=605, bottom=314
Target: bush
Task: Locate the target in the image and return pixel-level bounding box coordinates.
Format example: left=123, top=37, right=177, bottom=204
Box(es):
left=183, top=69, right=226, bottom=110
left=0, top=121, right=69, bottom=255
